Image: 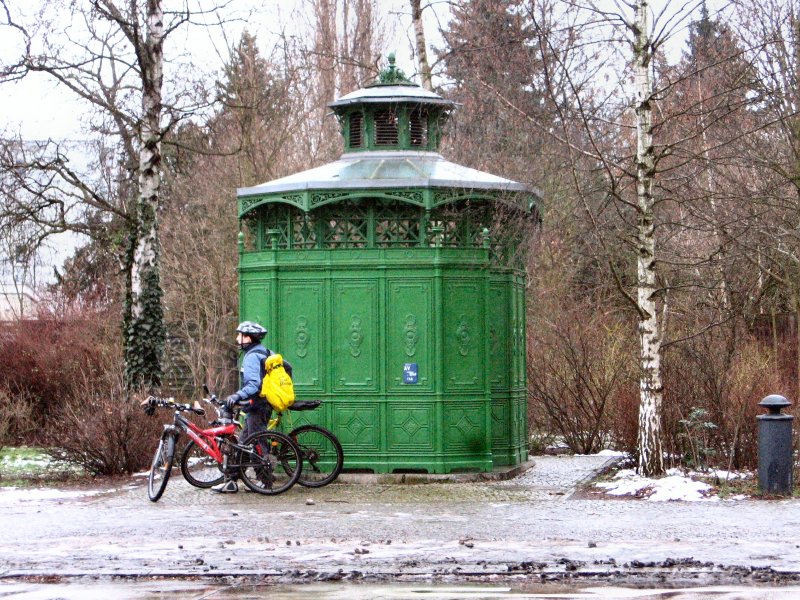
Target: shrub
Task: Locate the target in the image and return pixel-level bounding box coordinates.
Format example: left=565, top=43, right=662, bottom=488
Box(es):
left=0, top=386, right=37, bottom=450
left=45, top=365, right=162, bottom=476
left=606, top=383, right=639, bottom=457
left=527, top=308, right=636, bottom=454
left=527, top=300, right=787, bottom=472
left=0, top=312, right=115, bottom=445
left=662, top=326, right=785, bottom=471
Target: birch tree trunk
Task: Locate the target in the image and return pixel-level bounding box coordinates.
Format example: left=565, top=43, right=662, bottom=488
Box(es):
left=125, top=0, right=166, bottom=390
left=410, top=0, right=433, bottom=91
left=632, top=0, right=664, bottom=477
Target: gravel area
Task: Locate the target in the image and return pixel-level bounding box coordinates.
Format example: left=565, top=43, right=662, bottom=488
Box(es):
left=1, top=454, right=798, bottom=586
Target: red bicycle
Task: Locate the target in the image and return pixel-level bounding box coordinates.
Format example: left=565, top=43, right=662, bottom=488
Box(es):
left=143, top=388, right=302, bottom=502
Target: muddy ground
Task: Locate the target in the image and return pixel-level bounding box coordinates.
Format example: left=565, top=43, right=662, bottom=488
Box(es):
left=1, top=455, right=799, bottom=589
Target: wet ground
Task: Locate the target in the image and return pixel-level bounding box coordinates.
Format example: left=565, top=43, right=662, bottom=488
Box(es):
left=4, top=580, right=800, bottom=599
left=1, top=455, right=799, bottom=596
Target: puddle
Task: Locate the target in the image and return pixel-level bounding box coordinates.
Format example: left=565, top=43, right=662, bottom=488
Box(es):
left=2, top=581, right=800, bottom=600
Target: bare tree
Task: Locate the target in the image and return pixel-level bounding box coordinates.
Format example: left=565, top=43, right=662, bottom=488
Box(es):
left=298, top=0, right=385, bottom=162
left=159, top=32, right=308, bottom=395
left=436, top=0, right=783, bottom=471
left=627, top=0, right=665, bottom=476
left=725, top=0, right=800, bottom=399
left=461, top=0, right=763, bottom=475
left=0, top=216, right=40, bottom=319
left=0, top=0, right=232, bottom=390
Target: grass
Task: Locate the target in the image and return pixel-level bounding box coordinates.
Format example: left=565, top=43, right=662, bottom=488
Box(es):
left=696, top=472, right=759, bottom=499
left=0, top=446, right=86, bottom=486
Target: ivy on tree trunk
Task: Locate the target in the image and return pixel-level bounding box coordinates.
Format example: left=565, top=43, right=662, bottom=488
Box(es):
left=124, top=0, right=166, bottom=391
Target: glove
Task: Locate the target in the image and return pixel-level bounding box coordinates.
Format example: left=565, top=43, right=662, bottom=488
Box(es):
left=225, top=395, right=240, bottom=410
left=140, top=396, right=156, bottom=416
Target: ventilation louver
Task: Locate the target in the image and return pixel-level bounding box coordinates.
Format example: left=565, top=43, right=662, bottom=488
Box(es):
left=374, top=110, right=399, bottom=146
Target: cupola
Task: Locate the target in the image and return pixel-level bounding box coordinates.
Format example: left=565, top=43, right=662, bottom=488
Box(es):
left=329, top=53, right=454, bottom=152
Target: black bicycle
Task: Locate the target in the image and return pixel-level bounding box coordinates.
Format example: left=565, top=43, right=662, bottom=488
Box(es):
left=270, top=400, right=344, bottom=488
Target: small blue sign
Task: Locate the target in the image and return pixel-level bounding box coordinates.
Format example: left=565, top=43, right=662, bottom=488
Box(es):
left=403, top=363, right=418, bottom=384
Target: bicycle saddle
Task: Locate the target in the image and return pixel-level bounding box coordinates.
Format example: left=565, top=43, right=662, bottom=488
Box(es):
left=289, top=400, right=322, bottom=411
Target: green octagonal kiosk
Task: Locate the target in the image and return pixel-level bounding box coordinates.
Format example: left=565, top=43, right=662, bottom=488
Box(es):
left=236, top=57, right=539, bottom=473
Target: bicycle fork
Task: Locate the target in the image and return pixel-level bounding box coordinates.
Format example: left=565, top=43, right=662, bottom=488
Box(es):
left=160, top=426, right=179, bottom=467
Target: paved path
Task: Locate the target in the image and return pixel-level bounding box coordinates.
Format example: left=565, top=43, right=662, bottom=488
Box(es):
left=1, top=455, right=799, bottom=586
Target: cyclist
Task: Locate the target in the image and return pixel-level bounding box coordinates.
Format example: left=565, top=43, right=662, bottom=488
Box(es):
left=214, top=321, right=292, bottom=494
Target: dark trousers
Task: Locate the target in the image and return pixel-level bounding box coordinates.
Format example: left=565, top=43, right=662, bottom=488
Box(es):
left=240, top=407, right=269, bottom=442
left=226, top=408, right=269, bottom=481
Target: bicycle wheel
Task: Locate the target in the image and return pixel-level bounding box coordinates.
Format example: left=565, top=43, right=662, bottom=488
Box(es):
left=148, top=433, right=176, bottom=502
left=238, top=431, right=301, bottom=495
left=180, top=439, right=224, bottom=488
left=290, top=424, right=344, bottom=488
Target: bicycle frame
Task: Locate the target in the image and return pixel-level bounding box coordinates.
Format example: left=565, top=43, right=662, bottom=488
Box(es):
left=173, top=412, right=237, bottom=464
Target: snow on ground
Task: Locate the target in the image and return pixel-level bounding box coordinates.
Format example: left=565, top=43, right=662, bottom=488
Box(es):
left=0, top=487, right=122, bottom=503
left=595, top=467, right=753, bottom=502
left=593, top=450, right=627, bottom=457
left=0, top=454, right=54, bottom=470
left=0, top=486, right=130, bottom=504
left=0, top=487, right=110, bottom=502
left=1, top=448, right=83, bottom=476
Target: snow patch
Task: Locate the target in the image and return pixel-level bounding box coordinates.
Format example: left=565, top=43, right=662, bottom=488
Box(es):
left=0, top=486, right=111, bottom=502
left=596, top=469, right=719, bottom=502
left=594, top=449, right=628, bottom=457
left=705, top=469, right=753, bottom=481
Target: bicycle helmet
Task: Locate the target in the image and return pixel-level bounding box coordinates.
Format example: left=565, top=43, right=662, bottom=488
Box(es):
left=236, top=321, right=267, bottom=342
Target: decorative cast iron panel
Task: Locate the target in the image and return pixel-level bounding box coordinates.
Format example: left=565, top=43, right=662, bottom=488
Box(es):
left=388, top=279, right=432, bottom=392
left=332, top=281, right=378, bottom=391
left=444, top=280, right=483, bottom=391
left=444, top=403, right=488, bottom=451
left=335, top=405, right=380, bottom=450
left=240, top=281, right=271, bottom=335
left=388, top=406, right=433, bottom=449
left=278, top=282, right=323, bottom=391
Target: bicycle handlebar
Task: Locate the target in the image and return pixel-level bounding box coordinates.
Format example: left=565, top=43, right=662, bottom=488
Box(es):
left=142, top=395, right=206, bottom=416
left=202, top=385, right=224, bottom=407
left=140, top=385, right=240, bottom=420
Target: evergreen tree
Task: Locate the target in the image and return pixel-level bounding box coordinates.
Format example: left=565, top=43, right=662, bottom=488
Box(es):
left=440, top=1, right=541, bottom=176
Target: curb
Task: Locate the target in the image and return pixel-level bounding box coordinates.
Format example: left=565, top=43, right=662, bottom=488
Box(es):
left=333, top=460, right=535, bottom=484
left=562, top=455, right=624, bottom=499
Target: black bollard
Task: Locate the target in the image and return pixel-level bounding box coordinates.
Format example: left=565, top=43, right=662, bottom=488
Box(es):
left=757, top=395, right=794, bottom=496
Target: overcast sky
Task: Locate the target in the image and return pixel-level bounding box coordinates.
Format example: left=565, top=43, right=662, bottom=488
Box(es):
left=0, top=0, right=716, bottom=141
left=0, top=0, right=448, bottom=141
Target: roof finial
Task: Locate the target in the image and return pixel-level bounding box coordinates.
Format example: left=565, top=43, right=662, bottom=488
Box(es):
left=375, top=52, right=413, bottom=86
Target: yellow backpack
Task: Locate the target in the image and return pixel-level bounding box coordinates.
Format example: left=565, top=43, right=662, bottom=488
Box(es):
left=259, top=354, right=295, bottom=412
